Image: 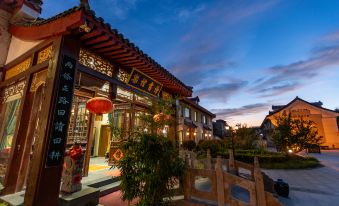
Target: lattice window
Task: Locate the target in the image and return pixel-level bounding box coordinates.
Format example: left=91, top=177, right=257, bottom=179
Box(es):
left=79, top=48, right=114, bottom=77
left=117, top=69, right=130, bottom=83
left=37, top=45, right=53, bottom=65
left=1, top=80, right=26, bottom=103
left=5, top=58, right=31, bottom=80
left=67, top=96, right=90, bottom=145
left=30, top=69, right=47, bottom=92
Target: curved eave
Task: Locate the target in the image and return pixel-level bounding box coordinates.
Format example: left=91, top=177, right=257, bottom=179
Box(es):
left=9, top=7, right=192, bottom=97
left=9, top=9, right=85, bottom=40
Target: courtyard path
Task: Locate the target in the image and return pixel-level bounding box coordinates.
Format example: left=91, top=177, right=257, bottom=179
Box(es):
left=263, top=150, right=339, bottom=206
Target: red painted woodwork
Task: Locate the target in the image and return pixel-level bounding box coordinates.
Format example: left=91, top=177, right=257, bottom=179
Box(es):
left=9, top=10, right=85, bottom=40
left=9, top=7, right=192, bottom=97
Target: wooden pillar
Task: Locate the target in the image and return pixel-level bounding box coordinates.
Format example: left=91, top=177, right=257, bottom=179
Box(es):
left=254, top=157, right=266, bottom=206
left=24, top=35, right=80, bottom=206
left=215, top=156, right=225, bottom=206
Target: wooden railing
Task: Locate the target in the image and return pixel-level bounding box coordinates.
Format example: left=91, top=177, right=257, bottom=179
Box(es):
left=181, top=150, right=282, bottom=206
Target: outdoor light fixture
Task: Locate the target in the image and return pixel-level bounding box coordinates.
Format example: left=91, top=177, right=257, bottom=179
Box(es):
left=194, top=132, right=197, bottom=136
left=186, top=132, right=190, bottom=136
left=225, top=126, right=230, bottom=130
left=234, top=126, right=239, bottom=130
left=162, top=129, right=167, bottom=134
left=288, top=149, right=293, bottom=153
left=208, top=134, right=211, bottom=137
left=144, top=128, right=148, bottom=132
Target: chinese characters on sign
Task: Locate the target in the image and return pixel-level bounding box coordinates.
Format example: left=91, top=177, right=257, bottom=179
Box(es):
left=127, top=69, right=163, bottom=96
left=45, top=55, right=76, bottom=167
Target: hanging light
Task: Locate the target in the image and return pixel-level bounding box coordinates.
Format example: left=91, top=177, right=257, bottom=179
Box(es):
left=153, top=113, right=172, bottom=122
left=86, top=97, right=114, bottom=115
left=153, top=113, right=164, bottom=122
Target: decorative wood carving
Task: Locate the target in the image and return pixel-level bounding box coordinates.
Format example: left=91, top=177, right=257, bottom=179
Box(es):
left=37, top=45, right=53, bottom=65
left=117, top=68, right=129, bottom=83
left=5, top=58, right=31, bottom=80
left=30, top=69, right=47, bottom=92
left=79, top=48, right=114, bottom=77
left=1, top=80, right=26, bottom=103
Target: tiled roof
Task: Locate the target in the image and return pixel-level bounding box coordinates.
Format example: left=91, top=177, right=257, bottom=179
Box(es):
left=11, top=6, right=192, bottom=96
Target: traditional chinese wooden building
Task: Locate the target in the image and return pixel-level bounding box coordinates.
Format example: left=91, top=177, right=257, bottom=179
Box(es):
left=0, top=1, right=192, bottom=205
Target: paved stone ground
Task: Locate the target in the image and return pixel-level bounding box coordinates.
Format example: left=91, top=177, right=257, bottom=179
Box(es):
left=263, top=150, right=339, bottom=206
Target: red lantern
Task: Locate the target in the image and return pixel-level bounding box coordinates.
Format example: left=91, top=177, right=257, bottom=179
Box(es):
left=86, top=97, right=114, bottom=114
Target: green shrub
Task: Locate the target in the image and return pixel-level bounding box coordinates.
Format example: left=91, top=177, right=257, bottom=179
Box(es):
left=117, top=134, right=186, bottom=205
left=197, top=139, right=222, bottom=157
left=182, top=140, right=197, bottom=151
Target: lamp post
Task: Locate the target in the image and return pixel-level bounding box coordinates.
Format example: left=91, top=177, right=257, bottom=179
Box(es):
left=225, top=125, right=238, bottom=156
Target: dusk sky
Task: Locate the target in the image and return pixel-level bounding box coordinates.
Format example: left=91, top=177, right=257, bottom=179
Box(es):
left=42, top=0, right=339, bottom=126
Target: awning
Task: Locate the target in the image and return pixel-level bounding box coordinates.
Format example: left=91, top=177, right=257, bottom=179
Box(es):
left=203, top=124, right=212, bottom=131
left=184, top=118, right=197, bottom=128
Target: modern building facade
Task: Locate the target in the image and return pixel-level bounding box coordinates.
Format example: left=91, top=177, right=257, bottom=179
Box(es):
left=177, top=96, right=216, bottom=144
left=262, top=97, right=339, bottom=149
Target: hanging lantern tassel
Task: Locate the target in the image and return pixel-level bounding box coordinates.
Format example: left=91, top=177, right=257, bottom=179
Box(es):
left=86, top=97, right=114, bottom=115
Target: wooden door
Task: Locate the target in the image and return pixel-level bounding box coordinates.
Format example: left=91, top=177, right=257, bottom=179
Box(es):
left=98, top=125, right=110, bottom=157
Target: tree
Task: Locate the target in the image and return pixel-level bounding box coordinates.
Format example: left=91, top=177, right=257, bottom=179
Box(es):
left=271, top=113, right=323, bottom=152
left=234, top=124, right=260, bottom=150
left=117, top=134, right=185, bottom=205
left=116, top=98, right=185, bottom=205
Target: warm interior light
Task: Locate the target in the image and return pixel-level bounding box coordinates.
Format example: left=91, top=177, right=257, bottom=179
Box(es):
left=194, top=132, right=197, bottom=136
left=225, top=126, right=230, bottom=130
left=208, top=134, right=211, bottom=137
left=288, top=149, right=293, bottom=153
left=186, top=132, right=190, bottom=136
left=144, top=128, right=148, bottom=132
left=162, top=129, right=167, bottom=134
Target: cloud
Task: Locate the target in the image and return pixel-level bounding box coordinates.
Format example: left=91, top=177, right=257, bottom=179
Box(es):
left=177, top=4, right=206, bottom=22
left=211, top=103, right=270, bottom=118
left=92, top=0, right=138, bottom=19
left=167, top=1, right=279, bottom=86
left=249, top=44, right=339, bottom=97
left=194, top=81, right=248, bottom=102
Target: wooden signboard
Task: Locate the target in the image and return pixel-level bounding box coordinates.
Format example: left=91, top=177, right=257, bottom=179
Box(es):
left=45, top=55, right=76, bottom=167
left=127, top=68, right=163, bottom=96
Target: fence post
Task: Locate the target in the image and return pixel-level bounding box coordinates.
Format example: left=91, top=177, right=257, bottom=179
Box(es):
left=254, top=157, right=266, bottom=206
left=206, top=149, right=212, bottom=170
left=228, top=149, right=237, bottom=175
left=215, top=156, right=225, bottom=206
left=184, top=155, right=191, bottom=201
